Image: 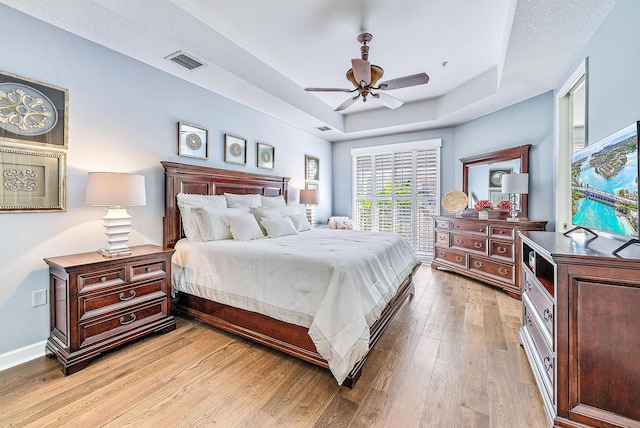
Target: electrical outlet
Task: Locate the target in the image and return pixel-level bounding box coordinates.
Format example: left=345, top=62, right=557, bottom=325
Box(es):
left=32, top=289, right=47, bottom=307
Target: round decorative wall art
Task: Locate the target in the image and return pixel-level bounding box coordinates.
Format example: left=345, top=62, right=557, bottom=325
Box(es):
left=0, top=83, right=58, bottom=136
left=441, top=190, right=468, bottom=213
left=184, top=133, right=202, bottom=150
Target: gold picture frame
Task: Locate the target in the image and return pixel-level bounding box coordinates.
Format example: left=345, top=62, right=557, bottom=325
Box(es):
left=257, top=142, right=274, bottom=169
left=178, top=122, right=208, bottom=159
left=0, top=145, right=66, bottom=212
left=0, top=69, right=69, bottom=149
left=224, top=134, right=247, bottom=165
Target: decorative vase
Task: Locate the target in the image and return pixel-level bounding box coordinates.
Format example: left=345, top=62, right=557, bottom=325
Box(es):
left=478, top=210, right=489, bottom=220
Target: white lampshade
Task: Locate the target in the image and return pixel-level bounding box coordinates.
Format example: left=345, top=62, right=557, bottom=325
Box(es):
left=86, top=172, right=146, bottom=257
left=86, top=172, right=146, bottom=207
left=501, top=173, right=529, bottom=194
left=299, top=189, right=318, bottom=205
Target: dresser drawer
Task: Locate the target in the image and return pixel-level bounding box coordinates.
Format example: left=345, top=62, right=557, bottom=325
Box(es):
left=523, top=271, right=553, bottom=337
left=435, top=220, right=450, bottom=230
left=451, top=233, right=487, bottom=254
left=468, top=256, right=514, bottom=284
left=523, top=300, right=554, bottom=395
left=435, top=231, right=450, bottom=246
left=451, top=221, right=488, bottom=235
left=489, top=239, right=514, bottom=261
left=77, top=268, right=126, bottom=293
left=130, top=259, right=167, bottom=282
left=435, top=248, right=467, bottom=268
left=78, top=297, right=168, bottom=348
left=79, top=280, right=166, bottom=320
left=490, top=225, right=515, bottom=240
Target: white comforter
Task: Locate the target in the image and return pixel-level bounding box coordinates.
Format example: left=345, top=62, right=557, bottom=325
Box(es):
left=171, top=228, right=421, bottom=384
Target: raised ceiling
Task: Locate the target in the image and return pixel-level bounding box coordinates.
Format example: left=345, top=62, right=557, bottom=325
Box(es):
left=1, top=0, right=615, bottom=142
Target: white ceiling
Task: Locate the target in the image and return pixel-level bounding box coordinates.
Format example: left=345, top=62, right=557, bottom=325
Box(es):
left=1, top=0, right=615, bottom=142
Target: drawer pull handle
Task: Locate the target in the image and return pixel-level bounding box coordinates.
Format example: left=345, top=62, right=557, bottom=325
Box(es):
left=497, top=246, right=507, bottom=254
left=440, top=252, right=445, bottom=257
left=474, top=242, right=483, bottom=248
left=498, top=267, right=509, bottom=275
left=498, top=230, right=504, bottom=234
left=524, top=315, right=532, bottom=325
left=543, top=356, right=553, bottom=373
left=456, top=239, right=464, bottom=244
left=473, top=261, right=483, bottom=268
left=100, top=277, right=107, bottom=282
left=543, top=308, right=553, bottom=322
left=119, top=290, right=136, bottom=301
left=456, top=256, right=464, bottom=262
left=525, top=281, right=532, bottom=291
left=145, top=267, right=152, bottom=273
left=119, top=313, right=136, bottom=325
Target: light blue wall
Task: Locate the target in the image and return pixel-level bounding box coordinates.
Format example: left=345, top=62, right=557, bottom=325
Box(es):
left=0, top=6, right=331, bottom=355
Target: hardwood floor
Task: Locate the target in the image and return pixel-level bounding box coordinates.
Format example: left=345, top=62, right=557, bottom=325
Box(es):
left=0, top=266, right=547, bottom=427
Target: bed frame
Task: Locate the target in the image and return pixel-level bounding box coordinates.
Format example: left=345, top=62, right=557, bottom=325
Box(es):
left=162, top=161, right=415, bottom=387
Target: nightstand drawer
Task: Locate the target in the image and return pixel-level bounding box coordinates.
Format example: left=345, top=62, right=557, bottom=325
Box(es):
left=79, top=280, right=166, bottom=319
left=469, top=256, right=514, bottom=284
left=78, top=297, right=168, bottom=348
left=78, top=268, right=126, bottom=292
left=130, top=259, right=167, bottom=282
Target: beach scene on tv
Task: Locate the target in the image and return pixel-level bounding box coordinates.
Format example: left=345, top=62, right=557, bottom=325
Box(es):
left=571, top=122, right=639, bottom=238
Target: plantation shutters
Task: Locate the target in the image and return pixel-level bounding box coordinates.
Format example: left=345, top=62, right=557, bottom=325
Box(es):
left=352, top=139, right=441, bottom=259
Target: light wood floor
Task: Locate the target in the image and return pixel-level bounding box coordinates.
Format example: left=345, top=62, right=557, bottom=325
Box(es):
left=0, top=266, right=547, bottom=427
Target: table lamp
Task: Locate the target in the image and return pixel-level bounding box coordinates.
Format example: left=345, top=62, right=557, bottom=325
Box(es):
left=86, top=172, right=146, bottom=256
left=501, top=173, right=528, bottom=222
left=299, top=189, right=318, bottom=226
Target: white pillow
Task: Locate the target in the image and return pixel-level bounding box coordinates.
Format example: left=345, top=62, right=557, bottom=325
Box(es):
left=336, top=218, right=354, bottom=230
left=221, top=214, right=265, bottom=241
left=275, top=205, right=306, bottom=217
left=250, top=206, right=283, bottom=234
left=192, top=207, right=248, bottom=241
left=176, top=193, right=227, bottom=241
left=261, top=217, right=298, bottom=238
left=260, top=195, right=286, bottom=208
left=287, top=214, right=311, bottom=232
left=224, top=193, right=262, bottom=208
left=328, top=216, right=350, bottom=229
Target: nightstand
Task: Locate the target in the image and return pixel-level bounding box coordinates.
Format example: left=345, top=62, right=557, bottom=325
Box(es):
left=44, top=245, right=176, bottom=375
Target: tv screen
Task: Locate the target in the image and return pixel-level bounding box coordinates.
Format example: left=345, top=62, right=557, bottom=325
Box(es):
left=571, top=121, right=639, bottom=238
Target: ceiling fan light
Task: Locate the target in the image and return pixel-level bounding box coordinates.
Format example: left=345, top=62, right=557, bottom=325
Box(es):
left=346, top=65, right=384, bottom=87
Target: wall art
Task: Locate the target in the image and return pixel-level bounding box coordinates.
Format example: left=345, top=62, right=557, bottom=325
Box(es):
left=224, top=134, right=247, bottom=165
left=305, top=155, right=319, bottom=181
left=257, top=142, right=274, bottom=169
left=178, top=122, right=208, bottom=159
left=0, top=70, right=68, bottom=149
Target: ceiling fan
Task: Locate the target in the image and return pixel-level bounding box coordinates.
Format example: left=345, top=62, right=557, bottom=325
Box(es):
left=305, top=33, right=430, bottom=112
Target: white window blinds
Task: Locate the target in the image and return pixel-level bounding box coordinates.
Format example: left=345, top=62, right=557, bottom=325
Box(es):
left=352, top=140, right=441, bottom=259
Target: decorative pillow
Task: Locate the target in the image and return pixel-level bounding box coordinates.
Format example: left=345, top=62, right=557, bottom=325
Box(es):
left=192, top=207, right=248, bottom=241
left=250, top=206, right=282, bottom=234
left=287, top=214, right=311, bottom=232
left=221, top=214, right=264, bottom=241
left=275, top=205, right=306, bottom=217
left=260, top=195, right=286, bottom=208
left=261, top=217, right=298, bottom=238
left=224, top=193, right=262, bottom=208
left=336, top=218, right=354, bottom=230
left=176, top=193, right=227, bottom=241
left=328, top=216, right=350, bottom=229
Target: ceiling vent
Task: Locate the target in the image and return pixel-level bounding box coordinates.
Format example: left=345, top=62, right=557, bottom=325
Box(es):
left=315, top=126, right=331, bottom=132
left=165, top=51, right=205, bottom=70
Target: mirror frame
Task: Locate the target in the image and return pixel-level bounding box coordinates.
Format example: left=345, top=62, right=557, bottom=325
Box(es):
left=461, top=144, right=531, bottom=218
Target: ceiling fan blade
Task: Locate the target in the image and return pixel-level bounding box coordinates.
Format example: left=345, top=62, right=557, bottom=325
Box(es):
left=373, top=92, right=404, bottom=109
left=378, top=73, right=430, bottom=90
left=335, top=95, right=360, bottom=112
left=305, top=87, right=353, bottom=92
left=351, top=59, right=371, bottom=85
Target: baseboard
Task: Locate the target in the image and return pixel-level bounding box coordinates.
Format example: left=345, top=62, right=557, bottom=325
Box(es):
left=0, top=340, right=47, bottom=372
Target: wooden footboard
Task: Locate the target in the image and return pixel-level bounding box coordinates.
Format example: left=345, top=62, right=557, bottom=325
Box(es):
left=173, top=272, right=415, bottom=387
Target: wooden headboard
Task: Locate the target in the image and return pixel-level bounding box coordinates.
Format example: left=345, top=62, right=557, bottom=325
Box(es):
left=162, top=161, right=290, bottom=248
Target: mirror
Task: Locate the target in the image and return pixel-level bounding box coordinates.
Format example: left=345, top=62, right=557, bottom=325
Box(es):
left=461, top=144, right=531, bottom=218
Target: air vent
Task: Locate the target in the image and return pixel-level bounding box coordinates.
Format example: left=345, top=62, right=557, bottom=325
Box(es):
left=315, top=126, right=331, bottom=132
left=165, top=51, right=205, bottom=70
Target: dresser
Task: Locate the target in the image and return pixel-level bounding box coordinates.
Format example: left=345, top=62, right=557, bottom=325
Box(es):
left=431, top=215, right=547, bottom=299
left=519, top=231, right=640, bottom=427
left=44, top=245, right=176, bottom=375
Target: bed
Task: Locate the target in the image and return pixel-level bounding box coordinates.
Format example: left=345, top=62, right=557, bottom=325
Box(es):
left=162, top=161, right=419, bottom=386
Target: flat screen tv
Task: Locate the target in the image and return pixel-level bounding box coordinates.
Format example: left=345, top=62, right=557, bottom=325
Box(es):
left=570, top=121, right=639, bottom=240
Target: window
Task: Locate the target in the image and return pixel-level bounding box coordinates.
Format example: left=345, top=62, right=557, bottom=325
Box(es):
left=352, top=139, right=441, bottom=259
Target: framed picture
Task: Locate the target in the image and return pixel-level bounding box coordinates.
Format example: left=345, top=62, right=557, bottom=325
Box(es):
left=0, top=70, right=68, bottom=149
left=489, top=189, right=510, bottom=206
left=178, top=122, right=208, bottom=159
left=488, top=168, right=513, bottom=188
left=224, top=134, right=247, bottom=165
left=305, top=155, right=319, bottom=181
left=0, top=145, right=65, bottom=212
left=256, top=142, right=274, bottom=169
left=305, top=181, right=318, bottom=190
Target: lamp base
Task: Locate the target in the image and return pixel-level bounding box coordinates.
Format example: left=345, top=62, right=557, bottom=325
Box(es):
left=99, top=207, right=133, bottom=257
left=97, top=247, right=132, bottom=257
left=506, top=217, right=521, bottom=222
